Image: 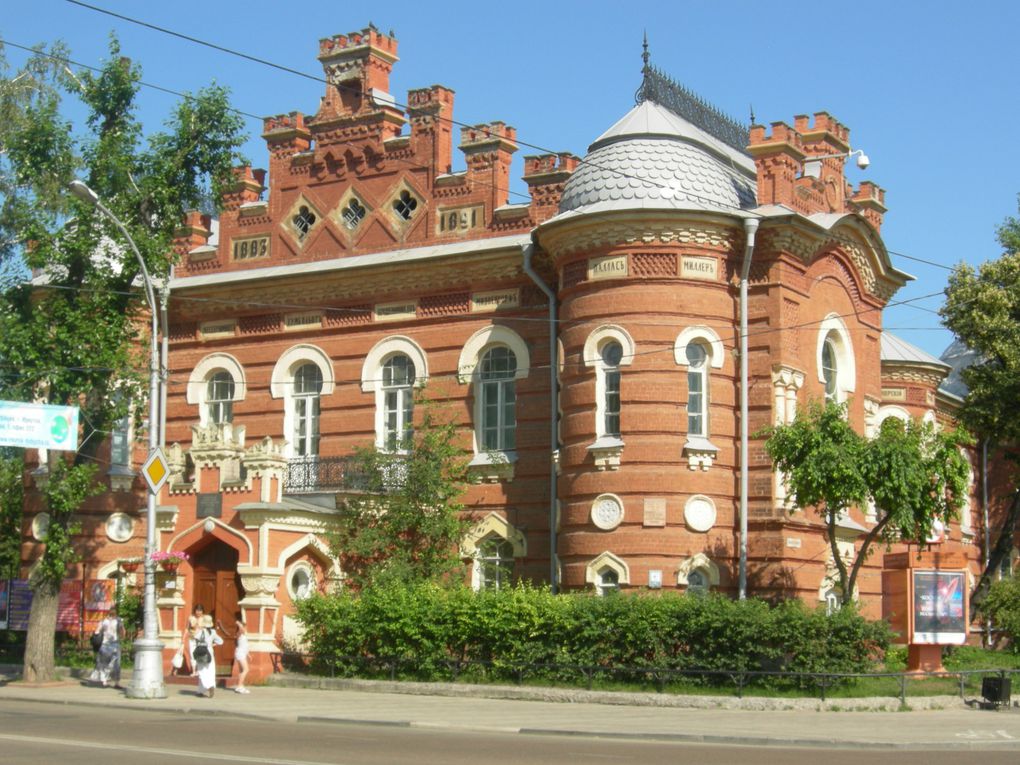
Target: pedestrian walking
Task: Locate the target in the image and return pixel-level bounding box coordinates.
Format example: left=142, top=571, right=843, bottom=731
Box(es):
left=191, top=614, right=223, bottom=698
left=89, top=605, right=125, bottom=689
left=182, top=603, right=205, bottom=676
left=218, top=612, right=250, bottom=694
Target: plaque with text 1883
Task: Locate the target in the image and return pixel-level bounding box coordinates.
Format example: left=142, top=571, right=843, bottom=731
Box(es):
left=196, top=493, right=222, bottom=518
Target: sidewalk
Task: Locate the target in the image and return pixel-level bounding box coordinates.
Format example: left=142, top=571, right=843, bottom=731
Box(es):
left=1, top=667, right=1018, bottom=750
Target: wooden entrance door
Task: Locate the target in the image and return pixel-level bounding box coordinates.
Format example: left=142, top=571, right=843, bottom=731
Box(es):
left=192, top=541, right=241, bottom=674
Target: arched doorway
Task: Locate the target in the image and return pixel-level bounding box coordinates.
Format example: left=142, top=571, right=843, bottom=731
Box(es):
left=191, top=539, right=242, bottom=675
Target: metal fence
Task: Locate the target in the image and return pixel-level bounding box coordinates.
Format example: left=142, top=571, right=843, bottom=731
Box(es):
left=275, top=651, right=1020, bottom=705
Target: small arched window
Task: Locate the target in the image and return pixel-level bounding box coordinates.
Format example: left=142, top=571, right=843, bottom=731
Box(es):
left=686, top=342, right=709, bottom=436
left=479, top=346, right=517, bottom=451
left=477, top=537, right=515, bottom=591
left=687, top=568, right=709, bottom=596
left=821, top=337, right=838, bottom=404
left=207, top=371, right=235, bottom=424
left=597, top=568, right=620, bottom=596
left=824, top=588, right=842, bottom=616
left=293, top=363, right=323, bottom=458
left=382, top=354, right=415, bottom=451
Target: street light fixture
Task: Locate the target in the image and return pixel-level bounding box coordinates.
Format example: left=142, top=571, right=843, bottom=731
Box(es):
left=68, top=179, right=167, bottom=699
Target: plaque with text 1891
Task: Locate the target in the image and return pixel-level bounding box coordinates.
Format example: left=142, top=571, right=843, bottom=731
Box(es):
left=196, top=493, right=222, bottom=518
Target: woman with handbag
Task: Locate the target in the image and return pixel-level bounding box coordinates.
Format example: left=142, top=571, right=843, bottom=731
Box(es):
left=191, top=614, right=223, bottom=698
left=182, top=603, right=205, bottom=676
left=89, top=605, right=125, bottom=689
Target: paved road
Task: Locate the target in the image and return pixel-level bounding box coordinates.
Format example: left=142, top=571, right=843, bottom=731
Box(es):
left=1, top=672, right=1018, bottom=753
left=2, top=699, right=1020, bottom=765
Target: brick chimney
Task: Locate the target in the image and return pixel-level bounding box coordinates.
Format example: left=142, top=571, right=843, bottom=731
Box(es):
left=850, top=181, right=887, bottom=232
left=523, top=153, right=579, bottom=223
left=408, top=85, right=455, bottom=175
left=460, top=122, right=518, bottom=211
left=747, top=122, right=806, bottom=211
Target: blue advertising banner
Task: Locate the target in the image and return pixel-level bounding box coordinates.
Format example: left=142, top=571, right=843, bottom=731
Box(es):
left=8, top=579, right=32, bottom=630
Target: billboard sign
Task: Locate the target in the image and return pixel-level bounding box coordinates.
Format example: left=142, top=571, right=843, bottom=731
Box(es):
left=0, top=400, right=79, bottom=451
left=912, top=570, right=967, bottom=645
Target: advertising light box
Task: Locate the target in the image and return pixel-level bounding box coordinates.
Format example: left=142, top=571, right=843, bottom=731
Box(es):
left=911, top=570, right=967, bottom=645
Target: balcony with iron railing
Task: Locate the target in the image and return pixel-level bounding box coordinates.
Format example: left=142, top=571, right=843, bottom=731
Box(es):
left=284, top=455, right=407, bottom=495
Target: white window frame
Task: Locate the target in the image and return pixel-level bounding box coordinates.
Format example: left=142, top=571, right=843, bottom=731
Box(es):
left=361, top=336, right=428, bottom=452
left=474, top=535, right=516, bottom=591
left=286, top=561, right=317, bottom=601
left=585, top=551, right=630, bottom=595
left=675, top=326, right=724, bottom=465
left=206, top=370, right=236, bottom=425
left=458, top=326, right=530, bottom=467
left=187, top=353, right=247, bottom=427
left=271, top=345, right=335, bottom=459
left=461, top=512, right=527, bottom=591
left=292, top=363, right=323, bottom=459
left=583, top=325, right=635, bottom=444
left=815, top=314, right=855, bottom=404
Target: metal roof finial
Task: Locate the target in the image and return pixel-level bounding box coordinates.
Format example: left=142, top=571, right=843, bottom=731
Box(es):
left=642, top=31, right=650, bottom=71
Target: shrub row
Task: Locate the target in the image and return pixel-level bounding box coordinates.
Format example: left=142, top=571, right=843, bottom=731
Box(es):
left=294, top=583, right=891, bottom=688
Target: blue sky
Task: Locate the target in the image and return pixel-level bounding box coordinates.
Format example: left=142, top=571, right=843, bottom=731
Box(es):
left=5, top=0, right=1018, bottom=358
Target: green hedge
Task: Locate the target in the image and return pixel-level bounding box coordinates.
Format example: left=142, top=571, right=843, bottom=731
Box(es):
left=295, top=583, right=891, bottom=689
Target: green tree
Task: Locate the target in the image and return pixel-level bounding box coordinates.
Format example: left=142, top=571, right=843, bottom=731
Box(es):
left=764, top=401, right=970, bottom=606
left=328, top=399, right=471, bottom=591
left=0, top=449, right=24, bottom=579
left=941, top=201, right=1020, bottom=609
left=0, top=39, right=245, bottom=681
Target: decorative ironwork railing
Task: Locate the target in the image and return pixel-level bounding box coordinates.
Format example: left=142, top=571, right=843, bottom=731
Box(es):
left=635, top=64, right=750, bottom=155
left=284, top=457, right=374, bottom=494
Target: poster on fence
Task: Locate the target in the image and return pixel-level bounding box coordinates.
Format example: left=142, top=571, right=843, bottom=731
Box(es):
left=56, top=580, right=82, bottom=632
left=0, top=580, right=9, bottom=630
left=8, top=579, right=32, bottom=630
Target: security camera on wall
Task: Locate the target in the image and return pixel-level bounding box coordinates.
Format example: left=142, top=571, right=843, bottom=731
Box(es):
left=856, top=152, right=870, bottom=170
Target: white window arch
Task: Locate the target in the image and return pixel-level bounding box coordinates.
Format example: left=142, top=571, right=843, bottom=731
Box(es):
left=586, top=551, right=630, bottom=596
left=675, top=326, right=724, bottom=439
left=815, top=314, right=855, bottom=403
left=362, top=336, right=428, bottom=452
left=584, top=326, right=634, bottom=442
left=876, top=405, right=910, bottom=425
left=461, top=513, right=527, bottom=592
left=271, top=345, right=334, bottom=459
left=187, top=353, right=247, bottom=426
left=458, top=326, right=530, bottom=464
left=674, top=326, right=725, bottom=370
left=676, top=552, right=720, bottom=591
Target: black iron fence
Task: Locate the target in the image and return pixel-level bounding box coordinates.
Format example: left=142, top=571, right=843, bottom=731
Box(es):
left=284, top=457, right=373, bottom=494
left=274, top=651, right=1020, bottom=705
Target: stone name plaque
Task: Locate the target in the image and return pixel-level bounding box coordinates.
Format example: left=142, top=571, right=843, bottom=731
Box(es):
left=588, top=255, right=628, bottom=281
left=643, top=498, right=667, bottom=527
left=681, top=256, right=718, bottom=281
left=196, top=493, right=222, bottom=518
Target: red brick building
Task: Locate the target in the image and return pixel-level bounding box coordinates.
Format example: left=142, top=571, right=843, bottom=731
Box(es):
left=19, top=26, right=1010, bottom=679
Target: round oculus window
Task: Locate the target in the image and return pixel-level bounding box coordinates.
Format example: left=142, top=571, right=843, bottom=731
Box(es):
left=591, top=495, right=624, bottom=531
left=31, top=512, right=51, bottom=542
left=105, top=512, right=135, bottom=543
left=684, top=495, right=717, bottom=533
left=288, top=564, right=315, bottom=601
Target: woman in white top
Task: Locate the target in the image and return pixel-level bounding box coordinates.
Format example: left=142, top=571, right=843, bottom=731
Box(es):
left=191, top=614, right=223, bottom=698
left=89, top=605, right=125, bottom=688
left=219, top=612, right=250, bottom=694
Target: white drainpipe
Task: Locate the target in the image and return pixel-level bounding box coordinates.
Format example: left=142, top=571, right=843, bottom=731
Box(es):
left=739, top=218, right=759, bottom=600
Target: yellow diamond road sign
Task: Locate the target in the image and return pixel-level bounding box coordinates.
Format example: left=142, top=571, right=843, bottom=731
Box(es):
left=142, top=448, right=169, bottom=494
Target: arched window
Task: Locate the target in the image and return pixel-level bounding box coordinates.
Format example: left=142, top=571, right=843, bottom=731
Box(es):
left=821, top=337, right=838, bottom=404
left=479, top=346, right=517, bottom=451
left=824, top=588, right=842, bottom=616
left=293, top=363, right=323, bottom=458
left=597, top=568, right=620, bottom=596
left=207, top=371, right=235, bottom=424
left=477, top=536, right=515, bottom=590
left=687, top=569, right=709, bottom=596
left=599, top=340, right=623, bottom=438
left=686, top=342, right=709, bottom=436
left=382, top=354, right=415, bottom=451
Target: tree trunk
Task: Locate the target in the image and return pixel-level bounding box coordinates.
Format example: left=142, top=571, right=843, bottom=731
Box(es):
left=22, top=579, right=60, bottom=683
left=971, top=490, right=1020, bottom=611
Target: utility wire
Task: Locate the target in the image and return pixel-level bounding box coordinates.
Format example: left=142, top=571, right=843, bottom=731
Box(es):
left=54, top=3, right=961, bottom=273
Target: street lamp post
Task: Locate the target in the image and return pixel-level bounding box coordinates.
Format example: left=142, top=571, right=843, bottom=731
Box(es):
left=69, top=179, right=167, bottom=699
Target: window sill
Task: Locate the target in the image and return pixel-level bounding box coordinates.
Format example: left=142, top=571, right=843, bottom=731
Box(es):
left=107, top=466, right=136, bottom=493
left=683, top=437, right=718, bottom=471
left=587, top=436, right=624, bottom=471
left=469, top=451, right=517, bottom=484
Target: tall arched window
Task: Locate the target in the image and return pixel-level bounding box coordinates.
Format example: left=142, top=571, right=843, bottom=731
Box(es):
left=600, top=340, right=623, bottom=437
left=821, top=336, right=838, bottom=404
left=686, top=342, right=708, bottom=437
left=382, top=354, right=415, bottom=451
left=293, top=363, right=323, bottom=458
left=479, top=346, right=517, bottom=451
left=207, top=371, right=235, bottom=424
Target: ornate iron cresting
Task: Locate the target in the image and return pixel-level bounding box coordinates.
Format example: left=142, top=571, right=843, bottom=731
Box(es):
left=285, top=456, right=373, bottom=493
left=635, top=58, right=750, bottom=156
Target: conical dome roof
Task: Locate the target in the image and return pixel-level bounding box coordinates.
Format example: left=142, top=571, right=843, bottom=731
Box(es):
left=558, top=100, right=757, bottom=216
